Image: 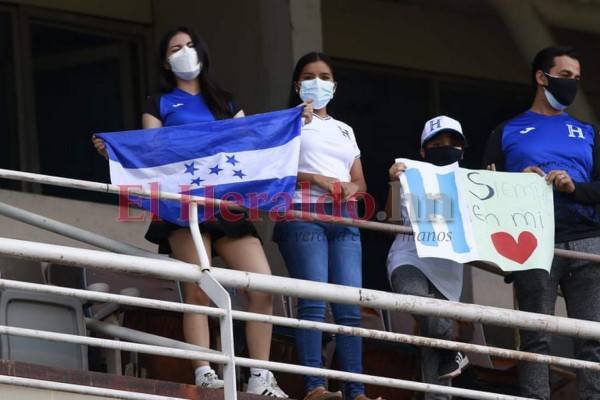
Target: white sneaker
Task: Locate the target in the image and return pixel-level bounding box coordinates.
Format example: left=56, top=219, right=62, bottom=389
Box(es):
left=246, top=371, right=289, bottom=397
left=438, top=351, right=470, bottom=380
left=195, top=369, right=224, bottom=388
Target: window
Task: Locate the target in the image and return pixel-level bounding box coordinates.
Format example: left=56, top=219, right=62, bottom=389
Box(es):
left=0, top=9, right=19, bottom=190
left=333, top=60, right=531, bottom=207
left=332, top=60, right=531, bottom=292
left=1, top=6, right=150, bottom=202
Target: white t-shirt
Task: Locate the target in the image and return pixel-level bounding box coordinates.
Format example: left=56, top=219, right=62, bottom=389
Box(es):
left=293, top=114, right=361, bottom=204
left=386, top=198, right=464, bottom=302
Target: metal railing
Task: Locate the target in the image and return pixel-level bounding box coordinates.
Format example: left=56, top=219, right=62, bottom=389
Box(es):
left=1, top=169, right=599, bottom=399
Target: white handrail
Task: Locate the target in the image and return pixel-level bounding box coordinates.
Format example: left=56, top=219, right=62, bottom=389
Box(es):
left=0, top=237, right=596, bottom=341
left=0, top=168, right=596, bottom=399
left=188, top=203, right=237, bottom=399
left=0, top=324, right=230, bottom=365
left=0, top=375, right=188, bottom=400
left=0, top=324, right=532, bottom=400
left=12, top=318, right=458, bottom=393
left=1, top=237, right=600, bottom=399
left=1, top=277, right=595, bottom=372
left=0, top=168, right=596, bottom=264
left=0, top=201, right=167, bottom=260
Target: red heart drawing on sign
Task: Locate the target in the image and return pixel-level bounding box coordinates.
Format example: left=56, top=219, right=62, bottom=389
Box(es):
left=491, top=231, right=538, bottom=264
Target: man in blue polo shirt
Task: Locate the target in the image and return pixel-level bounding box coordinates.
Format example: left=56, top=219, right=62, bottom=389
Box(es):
left=484, top=45, right=600, bottom=400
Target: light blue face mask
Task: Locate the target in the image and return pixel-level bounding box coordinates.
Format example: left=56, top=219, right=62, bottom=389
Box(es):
left=299, top=78, right=335, bottom=110
left=543, top=88, right=568, bottom=111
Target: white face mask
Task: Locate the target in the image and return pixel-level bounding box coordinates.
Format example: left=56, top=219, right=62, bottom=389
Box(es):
left=299, top=78, right=335, bottom=110
left=168, top=46, right=202, bottom=81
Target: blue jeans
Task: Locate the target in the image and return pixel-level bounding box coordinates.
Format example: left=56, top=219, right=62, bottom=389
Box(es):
left=274, top=203, right=364, bottom=398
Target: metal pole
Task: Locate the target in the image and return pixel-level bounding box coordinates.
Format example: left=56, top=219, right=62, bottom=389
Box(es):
left=0, top=201, right=165, bottom=260
left=1, top=237, right=600, bottom=341
left=0, top=200, right=185, bottom=303
left=0, top=168, right=595, bottom=264
left=0, top=375, right=188, bottom=400
left=0, top=325, right=229, bottom=365
left=188, top=203, right=237, bottom=400
left=86, top=318, right=220, bottom=356
left=3, top=278, right=596, bottom=372
left=0, top=169, right=600, bottom=266
left=0, top=325, right=532, bottom=400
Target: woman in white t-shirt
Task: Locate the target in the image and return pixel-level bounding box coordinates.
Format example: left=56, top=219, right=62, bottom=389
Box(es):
left=274, top=52, right=382, bottom=400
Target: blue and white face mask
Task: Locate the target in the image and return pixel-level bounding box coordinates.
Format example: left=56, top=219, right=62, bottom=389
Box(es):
left=299, top=78, right=335, bottom=110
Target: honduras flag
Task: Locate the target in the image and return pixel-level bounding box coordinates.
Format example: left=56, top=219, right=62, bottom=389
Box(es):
left=96, top=107, right=303, bottom=226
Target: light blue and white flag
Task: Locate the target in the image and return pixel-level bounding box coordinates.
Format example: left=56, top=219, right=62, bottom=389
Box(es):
left=97, top=107, right=303, bottom=225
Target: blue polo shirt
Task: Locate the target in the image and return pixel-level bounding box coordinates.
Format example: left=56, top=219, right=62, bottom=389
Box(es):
left=484, top=111, right=600, bottom=242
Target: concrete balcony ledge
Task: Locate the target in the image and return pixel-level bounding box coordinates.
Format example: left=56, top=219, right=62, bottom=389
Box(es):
left=0, top=359, right=288, bottom=400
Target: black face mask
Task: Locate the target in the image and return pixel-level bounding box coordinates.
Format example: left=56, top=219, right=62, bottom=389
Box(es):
left=545, top=73, right=578, bottom=107
left=423, top=146, right=463, bottom=166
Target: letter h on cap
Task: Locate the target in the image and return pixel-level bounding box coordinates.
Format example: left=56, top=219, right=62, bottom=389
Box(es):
left=429, top=118, right=442, bottom=132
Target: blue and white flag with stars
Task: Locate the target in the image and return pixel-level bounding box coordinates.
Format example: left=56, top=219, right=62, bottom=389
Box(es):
left=96, top=107, right=303, bottom=226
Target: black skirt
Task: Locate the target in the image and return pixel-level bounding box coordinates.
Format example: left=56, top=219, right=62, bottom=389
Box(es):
left=145, top=212, right=260, bottom=255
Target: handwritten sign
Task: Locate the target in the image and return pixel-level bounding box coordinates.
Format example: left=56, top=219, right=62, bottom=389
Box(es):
left=397, top=158, right=554, bottom=272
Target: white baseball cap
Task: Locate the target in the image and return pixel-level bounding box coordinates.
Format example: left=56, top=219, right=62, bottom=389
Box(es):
left=420, top=115, right=467, bottom=147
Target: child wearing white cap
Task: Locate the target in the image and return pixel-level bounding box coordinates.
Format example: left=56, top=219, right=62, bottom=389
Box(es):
left=385, top=115, right=469, bottom=400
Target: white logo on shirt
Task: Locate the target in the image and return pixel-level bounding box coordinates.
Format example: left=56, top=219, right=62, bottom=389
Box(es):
left=172, top=103, right=184, bottom=108
left=519, top=127, right=535, bottom=134
left=566, top=124, right=585, bottom=139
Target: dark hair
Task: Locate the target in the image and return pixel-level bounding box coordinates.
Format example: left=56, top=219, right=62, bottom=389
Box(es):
left=157, top=26, right=234, bottom=120
left=530, top=45, right=580, bottom=87
left=287, top=52, right=335, bottom=108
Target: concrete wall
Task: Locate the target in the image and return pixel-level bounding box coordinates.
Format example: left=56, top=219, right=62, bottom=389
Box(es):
left=322, top=0, right=528, bottom=84
left=151, top=0, right=295, bottom=114
left=0, top=384, right=112, bottom=400
left=0, top=189, right=152, bottom=251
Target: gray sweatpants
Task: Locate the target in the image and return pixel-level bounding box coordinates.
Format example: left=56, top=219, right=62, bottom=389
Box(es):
left=391, top=266, right=453, bottom=400
left=513, top=236, right=600, bottom=400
